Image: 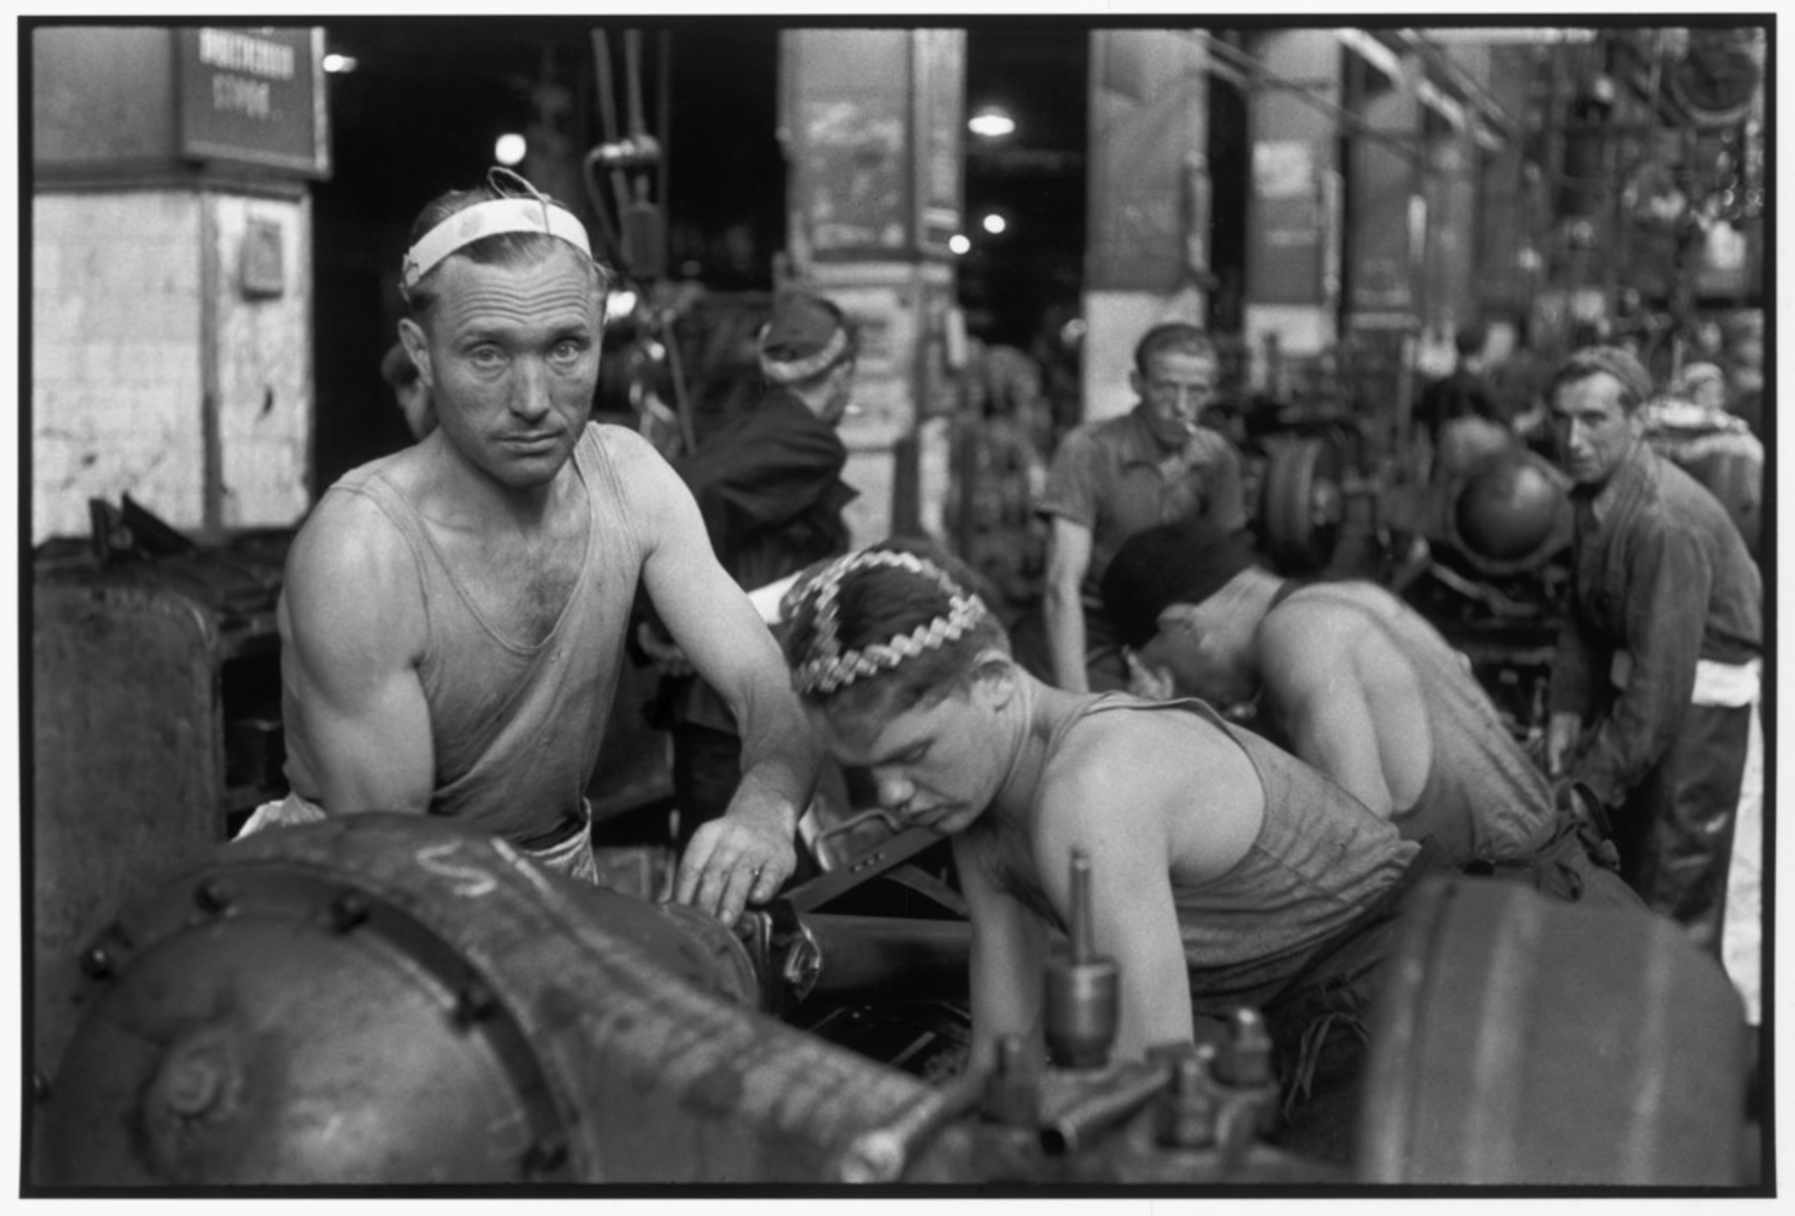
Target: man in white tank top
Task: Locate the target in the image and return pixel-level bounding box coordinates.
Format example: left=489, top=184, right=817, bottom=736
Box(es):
left=272, top=168, right=821, bottom=928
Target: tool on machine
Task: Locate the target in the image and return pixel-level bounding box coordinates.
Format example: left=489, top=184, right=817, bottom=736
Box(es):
left=834, top=1067, right=989, bottom=1183
left=1043, top=847, right=1120, bottom=1070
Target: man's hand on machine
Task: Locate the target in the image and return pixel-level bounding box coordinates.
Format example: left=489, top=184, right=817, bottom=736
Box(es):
left=673, top=794, right=798, bottom=926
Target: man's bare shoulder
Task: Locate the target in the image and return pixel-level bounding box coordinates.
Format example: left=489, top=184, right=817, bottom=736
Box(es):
left=284, top=486, right=426, bottom=654
left=1036, top=699, right=1262, bottom=878
left=1041, top=701, right=1217, bottom=812
left=589, top=419, right=669, bottom=473
left=1263, top=582, right=1430, bottom=698
left=1258, top=594, right=1366, bottom=685
left=589, top=421, right=688, bottom=510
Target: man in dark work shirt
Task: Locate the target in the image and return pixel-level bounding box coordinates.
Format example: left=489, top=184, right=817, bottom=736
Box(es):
left=1543, top=346, right=1761, bottom=954
left=642, top=290, right=860, bottom=849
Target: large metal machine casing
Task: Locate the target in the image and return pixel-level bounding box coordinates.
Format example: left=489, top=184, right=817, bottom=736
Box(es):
left=35, top=814, right=977, bottom=1185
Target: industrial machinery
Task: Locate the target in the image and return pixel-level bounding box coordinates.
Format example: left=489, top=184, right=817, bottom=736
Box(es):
left=1234, top=338, right=1581, bottom=741
left=32, top=813, right=1753, bottom=1189
left=1382, top=436, right=1579, bottom=740
left=32, top=815, right=1324, bottom=1186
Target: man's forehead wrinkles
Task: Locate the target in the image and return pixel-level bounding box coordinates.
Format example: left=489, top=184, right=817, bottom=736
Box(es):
left=444, top=285, right=595, bottom=312
left=439, top=284, right=598, bottom=333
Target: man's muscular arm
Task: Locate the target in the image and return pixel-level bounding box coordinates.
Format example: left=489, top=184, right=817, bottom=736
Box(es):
left=278, top=493, right=435, bottom=815
left=955, top=834, right=1048, bottom=1074
left=617, top=429, right=823, bottom=924
left=1044, top=517, right=1095, bottom=692
left=1034, top=729, right=1214, bottom=1061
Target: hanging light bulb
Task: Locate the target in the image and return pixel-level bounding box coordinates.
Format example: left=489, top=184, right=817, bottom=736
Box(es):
left=968, top=107, right=1016, bottom=139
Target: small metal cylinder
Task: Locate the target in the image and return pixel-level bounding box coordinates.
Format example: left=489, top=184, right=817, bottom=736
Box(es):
left=981, top=1033, right=1040, bottom=1127
left=1044, top=848, right=1118, bottom=1070
left=1043, top=958, right=1119, bottom=1070
left=1155, top=1044, right=1219, bottom=1149
left=1222, top=1007, right=1274, bottom=1087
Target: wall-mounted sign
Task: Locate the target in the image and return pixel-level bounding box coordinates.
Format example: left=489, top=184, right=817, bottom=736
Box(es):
left=799, top=96, right=909, bottom=258
left=1250, top=140, right=1324, bottom=305
left=176, top=27, right=329, bottom=177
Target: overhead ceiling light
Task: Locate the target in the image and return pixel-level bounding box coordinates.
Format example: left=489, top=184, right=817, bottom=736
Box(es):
left=494, top=132, right=528, bottom=166
left=948, top=234, right=971, bottom=255
left=605, top=288, right=639, bottom=323
left=322, top=52, right=358, bottom=74
left=981, top=213, right=1007, bottom=236
left=968, top=107, right=1016, bottom=140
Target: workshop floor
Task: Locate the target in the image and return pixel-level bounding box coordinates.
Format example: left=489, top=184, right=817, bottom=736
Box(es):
left=1721, top=706, right=1763, bottom=1025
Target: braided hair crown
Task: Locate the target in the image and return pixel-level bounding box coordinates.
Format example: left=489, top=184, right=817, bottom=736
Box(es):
left=787, top=547, right=990, bottom=698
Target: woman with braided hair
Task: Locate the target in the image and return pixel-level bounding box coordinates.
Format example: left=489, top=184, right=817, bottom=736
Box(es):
left=781, top=541, right=1426, bottom=1159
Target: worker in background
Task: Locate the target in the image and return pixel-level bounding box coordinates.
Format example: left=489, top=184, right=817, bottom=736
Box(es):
left=1039, top=322, right=1246, bottom=693
left=380, top=341, right=437, bottom=442
left=1099, top=517, right=1637, bottom=906
left=261, top=167, right=822, bottom=927
left=1418, top=322, right=1504, bottom=435
left=780, top=540, right=1421, bottom=1163
left=1724, top=320, right=1764, bottom=440
left=1544, top=346, right=1761, bottom=954
left=1638, top=361, right=1763, bottom=559
left=638, top=289, right=860, bottom=852
left=1419, top=322, right=1511, bottom=482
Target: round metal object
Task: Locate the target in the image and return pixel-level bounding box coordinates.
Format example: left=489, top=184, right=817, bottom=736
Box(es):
left=42, top=864, right=577, bottom=1185
left=1442, top=450, right=1573, bottom=576
left=1044, top=957, right=1120, bottom=1071
left=1357, top=875, right=1749, bottom=1185
left=1261, top=436, right=1346, bottom=574
left=38, top=814, right=949, bottom=1186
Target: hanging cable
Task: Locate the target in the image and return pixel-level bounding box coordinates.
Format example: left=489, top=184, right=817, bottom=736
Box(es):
left=624, top=30, right=647, bottom=139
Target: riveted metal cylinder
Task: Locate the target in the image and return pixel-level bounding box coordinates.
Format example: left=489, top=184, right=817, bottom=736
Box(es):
left=38, top=814, right=966, bottom=1186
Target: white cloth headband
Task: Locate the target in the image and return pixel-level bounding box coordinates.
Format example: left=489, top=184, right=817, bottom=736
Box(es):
left=759, top=325, right=850, bottom=385
left=401, top=196, right=592, bottom=291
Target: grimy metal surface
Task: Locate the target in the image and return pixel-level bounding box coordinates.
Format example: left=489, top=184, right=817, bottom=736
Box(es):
left=1357, top=874, right=1750, bottom=1185
left=31, top=582, right=227, bottom=1076
left=38, top=814, right=980, bottom=1185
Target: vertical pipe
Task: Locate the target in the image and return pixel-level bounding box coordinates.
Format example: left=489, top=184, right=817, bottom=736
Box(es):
left=1070, top=848, right=1094, bottom=963
left=657, top=29, right=671, bottom=242
left=198, top=187, right=223, bottom=539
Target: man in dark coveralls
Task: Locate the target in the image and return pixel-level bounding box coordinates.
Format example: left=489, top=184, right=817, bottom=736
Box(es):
left=1543, top=346, right=1761, bottom=953
left=642, top=290, right=860, bottom=849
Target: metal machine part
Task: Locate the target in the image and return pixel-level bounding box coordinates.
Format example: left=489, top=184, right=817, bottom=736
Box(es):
left=1357, top=874, right=1752, bottom=1185
left=1259, top=434, right=1348, bottom=574
left=36, top=818, right=1753, bottom=1188
left=1444, top=449, right=1574, bottom=574
left=36, top=814, right=1326, bottom=1188
left=35, top=814, right=977, bottom=1185
left=1043, top=849, right=1120, bottom=1070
